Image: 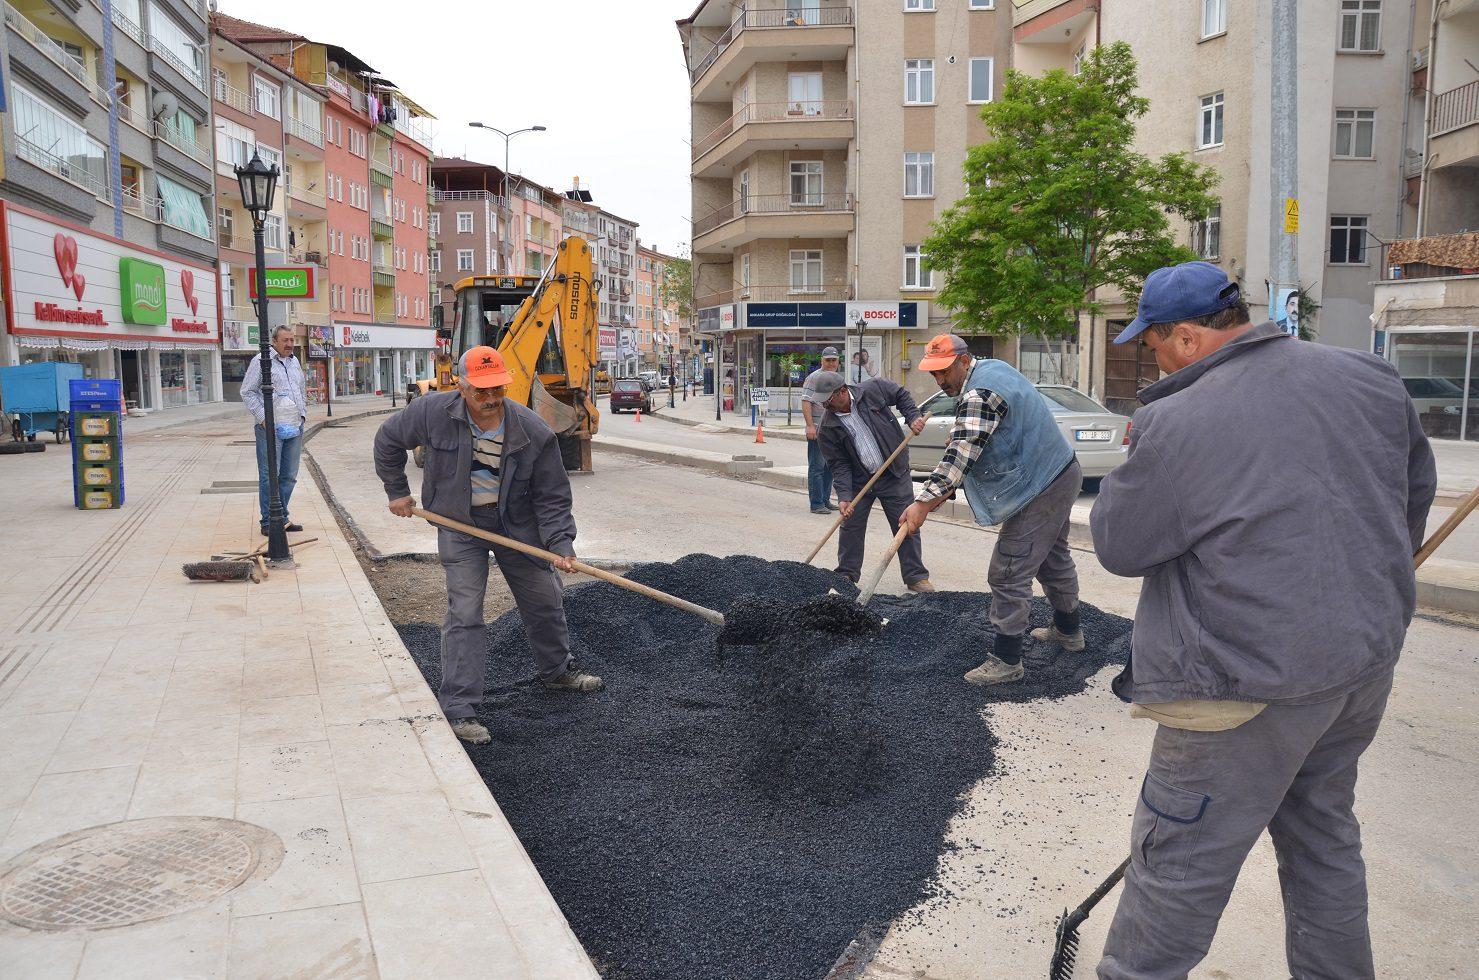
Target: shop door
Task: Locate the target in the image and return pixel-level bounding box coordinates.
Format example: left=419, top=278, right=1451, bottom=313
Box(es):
left=1104, top=320, right=1158, bottom=416
left=119, top=350, right=141, bottom=408
left=737, top=336, right=758, bottom=410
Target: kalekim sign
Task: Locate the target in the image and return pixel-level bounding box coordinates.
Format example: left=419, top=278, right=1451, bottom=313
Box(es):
left=2, top=203, right=219, bottom=343
left=248, top=266, right=316, bottom=300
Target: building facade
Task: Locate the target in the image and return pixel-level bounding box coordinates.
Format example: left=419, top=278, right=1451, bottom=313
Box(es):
left=0, top=0, right=221, bottom=409
left=635, top=241, right=689, bottom=379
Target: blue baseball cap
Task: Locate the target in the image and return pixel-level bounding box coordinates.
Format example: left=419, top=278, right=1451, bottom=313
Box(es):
left=1116, top=261, right=1243, bottom=344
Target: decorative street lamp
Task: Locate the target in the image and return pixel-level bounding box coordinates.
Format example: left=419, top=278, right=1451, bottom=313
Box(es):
left=235, top=151, right=291, bottom=564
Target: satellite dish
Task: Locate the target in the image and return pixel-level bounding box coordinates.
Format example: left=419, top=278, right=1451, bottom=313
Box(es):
left=328, top=60, right=341, bottom=73
left=152, top=92, right=179, bottom=120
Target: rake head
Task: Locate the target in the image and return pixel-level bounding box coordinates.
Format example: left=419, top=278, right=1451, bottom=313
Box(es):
left=1049, top=907, right=1082, bottom=980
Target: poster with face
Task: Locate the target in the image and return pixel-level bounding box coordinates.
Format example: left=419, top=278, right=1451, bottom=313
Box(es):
left=1275, top=288, right=1300, bottom=337
left=844, top=334, right=882, bottom=384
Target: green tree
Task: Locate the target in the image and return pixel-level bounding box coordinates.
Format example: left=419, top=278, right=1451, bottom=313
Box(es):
left=925, top=42, right=1219, bottom=374
left=774, top=351, right=808, bottom=426
left=660, top=250, right=694, bottom=320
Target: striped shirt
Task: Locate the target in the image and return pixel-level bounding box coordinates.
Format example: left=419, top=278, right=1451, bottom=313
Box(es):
left=835, top=407, right=885, bottom=472
left=469, top=417, right=505, bottom=507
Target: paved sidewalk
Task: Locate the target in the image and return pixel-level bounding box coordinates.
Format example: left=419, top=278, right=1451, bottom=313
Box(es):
left=0, top=404, right=595, bottom=977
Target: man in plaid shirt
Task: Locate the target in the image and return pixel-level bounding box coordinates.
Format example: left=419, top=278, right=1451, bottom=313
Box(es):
left=902, top=334, right=1083, bottom=687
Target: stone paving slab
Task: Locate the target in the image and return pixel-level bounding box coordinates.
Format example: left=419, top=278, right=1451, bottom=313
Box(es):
left=0, top=401, right=596, bottom=978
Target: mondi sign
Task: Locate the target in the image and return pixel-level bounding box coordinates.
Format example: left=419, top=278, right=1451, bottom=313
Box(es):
left=119, top=257, right=166, bottom=326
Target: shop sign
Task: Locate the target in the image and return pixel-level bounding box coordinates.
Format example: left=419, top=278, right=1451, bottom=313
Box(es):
left=119, top=258, right=166, bottom=326
left=332, top=321, right=438, bottom=350
left=2, top=203, right=219, bottom=343
left=743, top=301, right=921, bottom=330
left=598, top=326, right=618, bottom=359
left=248, top=266, right=316, bottom=300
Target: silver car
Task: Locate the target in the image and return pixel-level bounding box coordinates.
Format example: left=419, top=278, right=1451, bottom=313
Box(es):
left=910, top=384, right=1129, bottom=491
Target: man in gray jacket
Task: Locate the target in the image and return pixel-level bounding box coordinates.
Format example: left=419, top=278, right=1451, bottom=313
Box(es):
left=375, top=346, right=602, bottom=746
left=1091, top=262, right=1436, bottom=979
left=812, top=372, right=932, bottom=592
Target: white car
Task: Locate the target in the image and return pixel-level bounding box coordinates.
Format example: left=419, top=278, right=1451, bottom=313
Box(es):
left=910, top=384, right=1130, bottom=491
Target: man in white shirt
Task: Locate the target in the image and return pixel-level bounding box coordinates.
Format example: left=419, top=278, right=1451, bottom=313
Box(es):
left=241, top=326, right=308, bottom=535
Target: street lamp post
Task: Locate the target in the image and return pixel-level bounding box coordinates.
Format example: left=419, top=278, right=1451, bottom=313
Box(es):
left=468, top=122, right=546, bottom=203
left=236, top=152, right=291, bottom=564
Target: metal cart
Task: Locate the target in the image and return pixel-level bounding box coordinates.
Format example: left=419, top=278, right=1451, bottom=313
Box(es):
left=0, top=363, right=84, bottom=443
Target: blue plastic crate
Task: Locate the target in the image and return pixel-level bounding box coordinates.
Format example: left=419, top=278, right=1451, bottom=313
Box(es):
left=69, top=377, right=123, bottom=412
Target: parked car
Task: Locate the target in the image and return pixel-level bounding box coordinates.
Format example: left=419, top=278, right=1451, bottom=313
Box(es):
left=910, top=384, right=1129, bottom=491
left=638, top=370, right=662, bottom=391
left=1403, top=376, right=1465, bottom=416
left=610, top=379, right=653, bottom=414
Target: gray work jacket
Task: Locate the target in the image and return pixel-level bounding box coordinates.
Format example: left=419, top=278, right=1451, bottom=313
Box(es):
left=374, top=392, right=578, bottom=557
left=1091, top=322, right=1436, bottom=705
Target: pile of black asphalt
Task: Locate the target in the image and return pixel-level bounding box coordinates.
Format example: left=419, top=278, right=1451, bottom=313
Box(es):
left=396, top=553, right=1132, bottom=980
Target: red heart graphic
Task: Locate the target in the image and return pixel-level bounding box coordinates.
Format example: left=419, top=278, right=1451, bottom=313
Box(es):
left=180, top=269, right=198, bottom=315
left=72, top=274, right=86, bottom=300
left=53, top=233, right=76, bottom=287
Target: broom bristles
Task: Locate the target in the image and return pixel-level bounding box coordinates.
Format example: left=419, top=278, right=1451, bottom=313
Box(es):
left=182, top=561, right=256, bottom=582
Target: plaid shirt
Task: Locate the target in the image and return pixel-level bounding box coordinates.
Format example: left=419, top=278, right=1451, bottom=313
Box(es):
left=917, top=387, right=1009, bottom=503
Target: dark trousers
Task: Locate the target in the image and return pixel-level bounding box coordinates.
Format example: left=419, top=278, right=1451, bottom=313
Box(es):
left=807, top=437, right=834, bottom=508
left=835, top=471, right=928, bottom=585
left=436, top=505, right=573, bottom=720
left=1099, top=669, right=1394, bottom=980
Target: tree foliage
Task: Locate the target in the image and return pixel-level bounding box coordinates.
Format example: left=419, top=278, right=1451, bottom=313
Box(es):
left=660, top=250, right=695, bottom=320
left=924, top=42, right=1219, bottom=340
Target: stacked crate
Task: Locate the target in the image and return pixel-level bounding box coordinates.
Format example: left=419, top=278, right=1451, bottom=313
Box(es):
left=69, top=379, right=125, bottom=510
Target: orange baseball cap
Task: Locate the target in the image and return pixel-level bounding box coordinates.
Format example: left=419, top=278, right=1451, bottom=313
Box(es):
left=917, top=334, right=970, bottom=371
left=460, top=346, right=513, bottom=388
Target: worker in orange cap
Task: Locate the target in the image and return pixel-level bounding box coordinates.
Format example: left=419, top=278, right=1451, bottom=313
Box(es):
left=373, top=346, right=603, bottom=746
left=901, top=334, right=1083, bottom=687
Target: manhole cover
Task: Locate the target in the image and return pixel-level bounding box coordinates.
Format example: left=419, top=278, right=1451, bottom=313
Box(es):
left=0, top=817, right=283, bottom=932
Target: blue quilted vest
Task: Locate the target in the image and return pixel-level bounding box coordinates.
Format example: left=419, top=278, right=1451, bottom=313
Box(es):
left=959, top=358, right=1075, bottom=526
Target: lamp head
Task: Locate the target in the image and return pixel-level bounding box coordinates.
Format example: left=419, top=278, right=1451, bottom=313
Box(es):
left=234, top=152, right=278, bottom=216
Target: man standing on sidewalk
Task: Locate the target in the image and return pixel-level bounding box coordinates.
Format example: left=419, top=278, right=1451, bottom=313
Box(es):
left=240, top=326, right=307, bottom=535
left=374, top=346, right=603, bottom=746
left=1090, top=262, right=1436, bottom=979
left=802, top=347, right=842, bottom=515
left=810, top=371, right=933, bottom=593
left=900, top=335, right=1083, bottom=687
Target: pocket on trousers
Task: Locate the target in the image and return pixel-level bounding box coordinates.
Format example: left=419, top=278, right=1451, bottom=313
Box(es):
left=1133, top=772, right=1210, bottom=882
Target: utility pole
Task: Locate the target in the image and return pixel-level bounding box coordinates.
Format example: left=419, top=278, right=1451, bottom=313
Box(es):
left=1269, top=0, right=1299, bottom=334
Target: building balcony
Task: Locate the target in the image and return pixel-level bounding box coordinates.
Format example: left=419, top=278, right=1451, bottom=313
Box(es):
left=1381, top=233, right=1479, bottom=282
left=692, top=192, right=854, bottom=252
left=693, top=100, right=855, bottom=177
left=290, top=308, right=331, bottom=327
left=285, top=182, right=327, bottom=217
left=5, top=2, right=115, bottom=116
left=213, top=74, right=250, bottom=114
left=149, top=36, right=206, bottom=94
left=286, top=115, right=324, bottom=149
left=697, top=283, right=854, bottom=306
left=1430, top=79, right=1479, bottom=172
left=153, top=119, right=211, bottom=167
left=371, top=217, right=394, bottom=239
left=688, top=5, right=853, bottom=101
left=373, top=269, right=395, bottom=288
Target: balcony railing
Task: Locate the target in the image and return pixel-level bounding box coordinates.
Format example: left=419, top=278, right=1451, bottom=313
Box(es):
left=224, top=306, right=256, bottom=326
left=14, top=133, right=107, bottom=198
left=286, top=183, right=327, bottom=209
left=689, top=5, right=853, bottom=83
left=150, top=37, right=205, bottom=92
left=1380, top=233, right=1479, bottom=281
left=433, top=189, right=508, bottom=208
left=693, top=100, right=855, bottom=158
left=370, top=155, right=392, bottom=176
left=121, top=187, right=165, bottom=221
left=1432, top=80, right=1479, bottom=137
left=110, top=4, right=143, bottom=45
left=5, top=3, right=118, bottom=109
left=697, top=283, right=853, bottom=306
left=290, top=309, right=331, bottom=326
left=213, top=74, right=250, bottom=113
left=694, top=192, right=854, bottom=237
left=154, top=119, right=211, bottom=166
left=286, top=115, right=323, bottom=147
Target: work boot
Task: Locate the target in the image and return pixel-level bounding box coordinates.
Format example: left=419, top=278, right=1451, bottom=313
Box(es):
left=811, top=506, right=831, bottom=515
left=964, top=655, right=1025, bottom=687
left=285, top=521, right=304, bottom=533
left=450, top=718, right=491, bottom=745
left=542, top=667, right=604, bottom=692
left=906, top=579, right=936, bottom=594
left=1031, top=608, right=1085, bottom=652
left=826, top=503, right=840, bottom=512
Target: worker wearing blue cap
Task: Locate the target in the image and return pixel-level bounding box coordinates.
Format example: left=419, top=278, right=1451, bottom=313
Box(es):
left=1091, top=262, right=1436, bottom=978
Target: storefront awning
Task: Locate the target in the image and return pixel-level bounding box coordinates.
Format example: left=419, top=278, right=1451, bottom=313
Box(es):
left=15, top=336, right=219, bottom=352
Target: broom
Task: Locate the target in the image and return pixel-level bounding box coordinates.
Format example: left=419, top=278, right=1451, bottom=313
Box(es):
left=181, top=537, right=318, bottom=583
left=1048, top=484, right=1479, bottom=979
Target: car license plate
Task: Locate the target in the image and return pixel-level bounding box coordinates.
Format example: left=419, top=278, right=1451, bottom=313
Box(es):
left=1075, top=429, right=1113, bottom=442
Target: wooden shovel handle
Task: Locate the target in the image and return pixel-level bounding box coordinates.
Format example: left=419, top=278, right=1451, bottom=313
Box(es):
left=412, top=507, right=726, bottom=627
left=857, top=524, right=913, bottom=606
left=1414, top=483, right=1479, bottom=570
left=804, top=413, right=930, bottom=565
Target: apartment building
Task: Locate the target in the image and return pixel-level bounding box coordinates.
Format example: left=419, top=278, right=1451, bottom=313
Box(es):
left=1011, top=0, right=1425, bottom=407
left=635, top=241, right=687, bottom=376
left=0, top=0, right=222, bottom=410
left=1371, top=0, right=1478, bottom=444
left=597, top=209, right=639, bottom=374
left=677, top=0, right=1009, bottom=413
left=429, top=157, right=512, bottom=305
left=208, top=23, right=328, bottom=400
left=215, top=15, right=435, bottom=398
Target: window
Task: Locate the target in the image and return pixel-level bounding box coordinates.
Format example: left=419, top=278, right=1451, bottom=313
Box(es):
left=216, top=207, right=234, bottom=246
left=739, top=253, right=751, bottom=294
left=155, top=174, right=212, bottom=239
left=1072, top=45, right=1087, bottom=76
left=1334, top=108, right=1375, bottom=159
left=148, top=4, right=203, bottom=84
left=1201, top=0, right=1227, bottom=38
left=787, top=72, right=823, bottom=115
left=255, top=143, right=280, bottom=175
left=790, top=160, right=824, bottom=206
left=1192, top=205, right=1221, bottom=260
left=456, top=211, right=473, bottom=234
left=738, top=169, right=751, bottom=213
left=968, top=58, right=994, bottom=104
left=903, top=245, right=932, bottom=289
left=905, top=59, right=935, bottom=105
left=904, top=151, right=934, bottom=197
left=1329, top=215, right=1368, bottom=264
left=1339, top=0, right=1381, bottom=52
left=457, top=249, right=474, bottom=271
left=429, top=212, right=440, bottom=235
left=969, top=0, right=994, bottom=8
left=789, top=249, right=823, bottom=293
left=1198, top=92, right=1224, bottom=149
left=215, top=119, right=253, bottom=170
left=253, top=77, right=280, bottom=119
left=429, top=250, right=441, bottom=273
left=262, top=214, right=283, bottom=249
left=905, top=0, right=934, bottom=10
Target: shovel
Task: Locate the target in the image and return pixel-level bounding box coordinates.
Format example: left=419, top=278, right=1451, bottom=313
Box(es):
left=1047, top=482, right=1479, bottom=980
left=804, top=413, right=931, bottom=565
left=413, top=508, right=882, bottom=646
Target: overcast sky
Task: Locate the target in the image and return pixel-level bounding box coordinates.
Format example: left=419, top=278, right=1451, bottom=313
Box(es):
left=218, top=0, right=696, bottom=255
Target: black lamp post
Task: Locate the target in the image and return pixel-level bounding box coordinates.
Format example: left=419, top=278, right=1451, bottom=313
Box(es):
left=236, top=152, right=290, bottom=564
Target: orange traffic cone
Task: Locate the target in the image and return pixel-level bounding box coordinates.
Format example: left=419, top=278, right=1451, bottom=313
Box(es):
left=754, top=422, right=765, bottom=444
left=635, top=408, right=642, bottom=423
